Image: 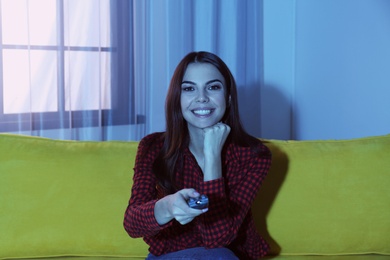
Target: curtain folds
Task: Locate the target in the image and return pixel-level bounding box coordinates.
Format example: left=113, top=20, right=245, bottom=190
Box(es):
left=0, top=0, right=263, bottom=141
left=136, top=0, right=263, bottom=138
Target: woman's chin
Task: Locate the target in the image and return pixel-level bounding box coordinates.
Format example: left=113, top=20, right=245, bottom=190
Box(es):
left=190, top=122, right=222, bottom=131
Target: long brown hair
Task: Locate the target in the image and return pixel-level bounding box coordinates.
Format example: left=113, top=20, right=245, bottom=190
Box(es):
left=153, top=51, right=260, bottom=193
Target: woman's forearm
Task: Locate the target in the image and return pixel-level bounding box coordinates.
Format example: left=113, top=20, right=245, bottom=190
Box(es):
left=203, top=154, right=223, bottom=181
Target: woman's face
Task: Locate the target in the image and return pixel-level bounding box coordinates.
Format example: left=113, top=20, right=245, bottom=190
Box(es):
left=180, top=62, right=227, bottom=130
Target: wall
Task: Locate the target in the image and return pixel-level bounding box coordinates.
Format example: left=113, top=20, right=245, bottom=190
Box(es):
left=262, top=0, right=390, bottom=140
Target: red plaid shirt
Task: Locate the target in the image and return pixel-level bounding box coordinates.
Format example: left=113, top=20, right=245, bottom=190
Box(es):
left=124, top=132, right=272, bottom=259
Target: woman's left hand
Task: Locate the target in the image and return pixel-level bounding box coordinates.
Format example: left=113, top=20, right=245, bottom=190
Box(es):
left=203, top=122, right=231, bottom=157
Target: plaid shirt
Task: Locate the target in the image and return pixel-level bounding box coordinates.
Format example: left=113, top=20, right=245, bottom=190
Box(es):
left=124, top=132, right=272, bottom=259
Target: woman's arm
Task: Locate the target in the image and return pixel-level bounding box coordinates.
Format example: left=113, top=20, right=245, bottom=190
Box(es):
left=123, top=133, right=207, bottom=238
left=198, top=143, right=272, bottom=247
left=154, top=189, right=207, bottom=226
left=202, top=122, right=231, bottom=181
left=123, top=133, right=167, bottom=238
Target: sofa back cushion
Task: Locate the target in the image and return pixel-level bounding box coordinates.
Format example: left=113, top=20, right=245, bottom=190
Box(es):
left=0, top=134, right=148, bottom=259
left=253, top=134, right=390, bottom=256
left=1, top=133, right=389, bottom=259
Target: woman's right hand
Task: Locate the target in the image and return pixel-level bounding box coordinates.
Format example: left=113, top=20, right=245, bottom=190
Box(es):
left=154, top=188, right=208, bottom=225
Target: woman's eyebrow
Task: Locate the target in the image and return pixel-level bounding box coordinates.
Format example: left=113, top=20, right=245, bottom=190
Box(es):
left=181, top=81, right=195, bottom=85
left=206, top=79, right=223, bottom=85
left=181, top=79, right=222, bottom=85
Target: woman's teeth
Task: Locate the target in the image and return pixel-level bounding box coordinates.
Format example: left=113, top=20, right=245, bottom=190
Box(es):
left=193, top=109, right=212, bottom=115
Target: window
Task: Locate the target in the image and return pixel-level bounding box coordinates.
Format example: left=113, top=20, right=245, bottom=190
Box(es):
left=0, top=0, right=133, bottom=132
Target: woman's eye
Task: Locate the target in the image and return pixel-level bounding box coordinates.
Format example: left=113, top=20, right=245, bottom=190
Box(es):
left=208, top=84, right=222, bottom=90
left=182, top=86, right=194, bottom=92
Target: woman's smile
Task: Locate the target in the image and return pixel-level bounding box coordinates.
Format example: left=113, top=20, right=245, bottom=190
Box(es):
left=192, top=108, right=215, bottom=116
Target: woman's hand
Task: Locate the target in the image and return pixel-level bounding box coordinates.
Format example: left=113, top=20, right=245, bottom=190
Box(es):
left=154, top=188, right=207, bottom=226
left=202, top=122, right=230, bottom=181
left=203, top=122, right=231, bottom=157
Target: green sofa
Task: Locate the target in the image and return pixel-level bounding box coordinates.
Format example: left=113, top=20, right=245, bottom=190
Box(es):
left=1, top=133, right=389, bottom=260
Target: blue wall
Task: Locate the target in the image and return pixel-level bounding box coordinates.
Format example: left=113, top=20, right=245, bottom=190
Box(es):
left=261, top=0, right=390, bottom=140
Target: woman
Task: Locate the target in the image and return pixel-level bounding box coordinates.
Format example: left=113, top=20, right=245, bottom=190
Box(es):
left=124, top=51, right=272, bottom=259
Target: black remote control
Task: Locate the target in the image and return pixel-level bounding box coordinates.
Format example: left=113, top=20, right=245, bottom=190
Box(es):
left=187, top=194, right=209, bottom=209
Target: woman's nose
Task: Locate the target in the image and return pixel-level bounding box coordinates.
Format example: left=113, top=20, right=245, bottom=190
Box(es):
left=196, top=91, right=209, bottom=103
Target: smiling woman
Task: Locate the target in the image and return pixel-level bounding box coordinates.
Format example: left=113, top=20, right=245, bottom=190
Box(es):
left=123, top=51, right=272, bottom=260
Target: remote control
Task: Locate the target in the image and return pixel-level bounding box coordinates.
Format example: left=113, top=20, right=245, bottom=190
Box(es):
left=187, top=194, right=209, bottom=209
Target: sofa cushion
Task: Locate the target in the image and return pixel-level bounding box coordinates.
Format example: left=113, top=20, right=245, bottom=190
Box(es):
left=253, top=134, right=390, bottom=256
left=0, top=134, right=149, bottom=259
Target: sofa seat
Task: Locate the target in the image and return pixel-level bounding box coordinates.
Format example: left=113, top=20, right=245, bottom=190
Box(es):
left=10, top=255, right=390, bottom=260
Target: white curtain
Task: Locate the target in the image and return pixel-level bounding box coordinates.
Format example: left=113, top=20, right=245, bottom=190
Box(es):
left=133, top=0, right=264, bottom=139
left=0, top=0, right=263, bottom=141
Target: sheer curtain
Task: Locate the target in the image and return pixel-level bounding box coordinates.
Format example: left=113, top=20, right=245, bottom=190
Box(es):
left=138, top=0, right=264, bottom=138
left=0, top=0, right=263, bottom=141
